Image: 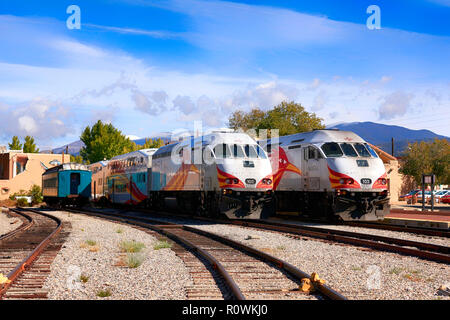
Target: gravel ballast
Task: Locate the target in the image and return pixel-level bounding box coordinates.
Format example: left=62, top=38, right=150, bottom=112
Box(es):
left=192, top=223, right=450, bottom=300
left=0, top=207, right=21, bottom=236
left=42, top=210, right=193, bottom=300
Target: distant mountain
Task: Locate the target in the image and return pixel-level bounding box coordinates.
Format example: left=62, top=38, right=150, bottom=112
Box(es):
left=327, top=122, right=449, bottom=156
left=50, top=133, right=173, bottom=157
left=51, top=140, right=85, bottom=156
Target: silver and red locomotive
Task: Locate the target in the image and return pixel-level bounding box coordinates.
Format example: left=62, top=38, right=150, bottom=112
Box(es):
left=260, top=129, right=390, bottom=221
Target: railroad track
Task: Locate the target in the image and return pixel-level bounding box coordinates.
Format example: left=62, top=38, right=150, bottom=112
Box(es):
left=56, top=207, right=347, bottom=300
left=0, top=208, right=66, bottom=300
left=97, top=207, right=450, bottom=264
left=343, top=221, right=449, bottom=238
left=230, top=219, right=450, bottom=264
left=274, top=214, right=449, bottom=238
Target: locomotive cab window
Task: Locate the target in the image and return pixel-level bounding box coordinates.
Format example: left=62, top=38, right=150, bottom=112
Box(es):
left=340, top=143, right=358, bottom=157
left=353, top=143, right=371, bottom=157
left=232, top=144, right=245, bottom=158
left=256, top=145, right=267, bottom=159
left=244, top=145, right=258, bottom=158
left=214, top=144, right=232, bottom=159
left=364, top=143, right=379, bottom=158
left=305, top=146, right=322, bottom=160
left=321, top=142, right=343, bottom=158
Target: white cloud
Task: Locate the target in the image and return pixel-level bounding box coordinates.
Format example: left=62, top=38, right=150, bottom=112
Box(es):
left=18, top=116, right=37, bottom=134
left=378, top=91, right=414, bottom=120
left=0, top=98, right=74, bottom=144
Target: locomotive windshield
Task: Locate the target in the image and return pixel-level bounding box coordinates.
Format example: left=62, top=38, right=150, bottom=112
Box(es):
left=339, top=143, right=358, bottom=157
left=232, top=144, right=245, bottom=158
left=321, top=142, right=343, bottom=157
left=214, top=144, right=232, bottom=159
left=213, top=144, right=267, bottom=159
left=353, top=143, right=371, bottom=157
left=364, top=143, right=379, bottom=158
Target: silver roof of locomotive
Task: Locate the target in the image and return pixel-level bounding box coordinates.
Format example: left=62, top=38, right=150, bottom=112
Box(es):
left=260, top=129, right=366, bottom=146
left=153, top=132, right=258, bottom=157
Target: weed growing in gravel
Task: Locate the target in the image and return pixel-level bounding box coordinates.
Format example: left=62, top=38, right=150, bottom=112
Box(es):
left=389, top=267, right=403, bottom=275
left=403, top=274, right=422, bottom=282
left=96, top=288, right=112, bottom=297
left=116, top=229, right=123, bottom=234
left=126, top=253, right=145, bottom=268
left=351, top=266, right=362, bottom=271
left=120, top=240, right=145, bottom=253
left=153, top=240, right=172, bottom=250
left=79, top=274, right=89, bottom=283
left=85, top=240, right=97, bottom=246
left=276, top=245, right=286, bottom=250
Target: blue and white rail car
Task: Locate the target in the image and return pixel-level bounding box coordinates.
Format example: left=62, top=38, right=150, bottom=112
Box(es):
left=150, top=131, right=274, bottom=219
left=259, top=129, right=390, bottom=221
left=106, top=149, right=157, bottom=205
left=42, top=163, right=92, bottom=206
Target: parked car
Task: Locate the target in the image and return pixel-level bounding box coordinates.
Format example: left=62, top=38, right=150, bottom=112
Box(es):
left=399, top=190, right=420, bottom=201
left=433, top=190, right=450, bottom=203
left=440, top=194, right=450, bottom=204
left=416, top=191, right=432, bottom=203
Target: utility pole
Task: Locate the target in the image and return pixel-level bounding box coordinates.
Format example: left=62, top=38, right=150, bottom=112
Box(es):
left=391, top=137, right=394, bottom=157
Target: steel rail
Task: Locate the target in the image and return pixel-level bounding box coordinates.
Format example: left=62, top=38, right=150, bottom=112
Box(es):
left=62, top=208, right=347, bottom=300
left=0, top=208, right=34, bottom=241
left=88, top=206, right=450, bottom=264
left=183, top=225, right=347, bottom=300
left=60, top=208, right=245, bottom=300
left=234, top=220, right=450, bottom=264
left=249, top=220, right=449, bottom=254
left=343, top=221, right=449, bottom=238
left=0, top=208, right=62, bottom=298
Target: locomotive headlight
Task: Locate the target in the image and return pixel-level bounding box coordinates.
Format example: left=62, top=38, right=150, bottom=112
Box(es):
left=233, top=179, right=239, bottom=184
left=339, top=178, right=345, bottom=184
left=226, top=178, right=231, bottom=184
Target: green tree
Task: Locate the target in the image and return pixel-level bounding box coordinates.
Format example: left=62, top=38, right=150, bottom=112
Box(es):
left=139, top=138, right=165, bottom=149
left=28, top=184, right=43, bottom=205
left=400, top=139, right=450, bottom=185
left=23, top=136, right=39, bottom=153
left=228, top=101, right=325, bottom=137
left=70, top=155, right=85, bottom=164
left=8, top=136, right=22, bottom=150
left=80, top=120, right=137, bottom=163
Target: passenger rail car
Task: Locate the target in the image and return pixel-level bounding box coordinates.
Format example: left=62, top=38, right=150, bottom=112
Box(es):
left=42, top=163, right=92, bottom=207
left=260, top=130, right=390, bottom=221
left=105, top=149, right=157, bottom=205
left=150, top=131, right=274, bottom=219
left=88, top=160, right=110, bottom=202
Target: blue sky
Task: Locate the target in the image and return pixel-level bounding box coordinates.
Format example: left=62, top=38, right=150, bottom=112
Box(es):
left=0, top=0, right=449, bottom=149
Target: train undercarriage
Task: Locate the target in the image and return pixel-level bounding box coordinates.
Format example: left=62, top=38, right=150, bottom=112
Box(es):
left=149, top=190, right=274, bottom=219
left=274, top=190, right=390, bottom=221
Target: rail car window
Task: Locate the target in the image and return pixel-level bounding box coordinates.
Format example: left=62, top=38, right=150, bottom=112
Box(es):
left=214, top=144, right=232, bottom=159
left=364, top=143, right=379, bottom=158
left=232, top=144, right=245, bottom=158
left=353, top=143, right=371, bottom=157
left=340, top=143, right=358, bottom=157
left=321, top=143, right=343, bottom=157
